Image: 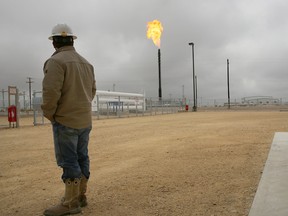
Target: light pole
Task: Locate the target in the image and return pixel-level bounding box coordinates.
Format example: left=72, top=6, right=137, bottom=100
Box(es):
left=189, top=42, right=197, bottom=111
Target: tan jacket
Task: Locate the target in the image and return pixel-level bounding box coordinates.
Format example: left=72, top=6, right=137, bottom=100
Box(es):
left=41, top=46, right=96, bottom=129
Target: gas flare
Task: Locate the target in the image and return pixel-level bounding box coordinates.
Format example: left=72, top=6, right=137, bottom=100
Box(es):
left=146, top=20, right=163, bottom=48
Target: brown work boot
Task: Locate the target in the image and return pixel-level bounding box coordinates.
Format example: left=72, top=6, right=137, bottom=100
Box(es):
left=43, top=178, right=81, bottom=216
left=79, top=175, right=88, bottom=207
left=60, top=175, right=88, bottom=207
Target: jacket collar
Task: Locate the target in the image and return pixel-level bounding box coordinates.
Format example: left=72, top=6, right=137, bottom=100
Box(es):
left=52, top=46, right=75, bottom=56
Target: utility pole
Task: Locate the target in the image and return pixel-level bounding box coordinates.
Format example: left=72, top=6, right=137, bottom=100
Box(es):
left=26, top=77, right=33, bottom=110
left=227, top=59, right=231, bottom=109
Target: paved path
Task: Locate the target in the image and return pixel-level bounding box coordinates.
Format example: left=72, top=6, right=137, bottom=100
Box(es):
left=249, top=132, right=288, bottom=216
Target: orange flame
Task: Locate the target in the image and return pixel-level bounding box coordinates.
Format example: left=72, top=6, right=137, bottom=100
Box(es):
left=146, top=20, right=163, bottom=48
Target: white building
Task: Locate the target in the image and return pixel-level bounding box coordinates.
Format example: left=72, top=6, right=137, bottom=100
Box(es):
left=241, top=96, right=280, bottom=105
left=92, top=90, right=145, bottom=112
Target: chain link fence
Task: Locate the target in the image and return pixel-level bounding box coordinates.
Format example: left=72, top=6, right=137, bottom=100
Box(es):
left=2, top=89, right=288, bottom=127
left=31, top=91, right=185, bottom=125
left=92, top=97, right=184, bottom=120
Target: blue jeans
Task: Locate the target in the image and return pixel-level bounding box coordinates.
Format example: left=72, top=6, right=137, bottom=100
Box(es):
left=52, top=122, right=91, bottom=181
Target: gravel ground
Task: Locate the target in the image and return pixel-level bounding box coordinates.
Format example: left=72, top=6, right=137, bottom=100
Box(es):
left=1, top=110, right=288, bottom=216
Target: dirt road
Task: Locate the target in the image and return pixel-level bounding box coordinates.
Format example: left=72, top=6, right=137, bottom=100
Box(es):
left=1, top=111, right=287, bottom=216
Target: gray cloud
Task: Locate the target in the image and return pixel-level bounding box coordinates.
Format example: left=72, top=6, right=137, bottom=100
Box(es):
left=0, top=0, right=287, bottom=102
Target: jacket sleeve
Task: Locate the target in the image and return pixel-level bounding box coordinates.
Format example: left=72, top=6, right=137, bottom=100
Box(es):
left=92, top=77, right=96, bottom=99
left=41, top=59, right=64, bottom=122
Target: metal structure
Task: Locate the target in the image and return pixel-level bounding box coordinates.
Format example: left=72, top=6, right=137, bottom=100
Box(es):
left=8, top=86, right=20, bottom=128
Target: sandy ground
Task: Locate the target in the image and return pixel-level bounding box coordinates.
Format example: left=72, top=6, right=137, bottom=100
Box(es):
left=1, top=110, right=288, bottom=216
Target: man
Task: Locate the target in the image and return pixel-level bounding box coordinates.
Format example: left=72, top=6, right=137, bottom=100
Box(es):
left=41, top=24, right=96, bottom=216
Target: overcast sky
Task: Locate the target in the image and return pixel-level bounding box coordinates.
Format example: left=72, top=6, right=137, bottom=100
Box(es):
left=1, top=0, right=288, bottom=102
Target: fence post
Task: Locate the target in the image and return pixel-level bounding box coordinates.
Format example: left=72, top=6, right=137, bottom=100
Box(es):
left=106, top=102, right=109, bottom=119
left=16, top=88, right=20, bottom=128
left=96, top=95, right=100, bottom=120
left=150, top=99, right=152, bottom=116
left=117, top=96, right=121, bottom=118
left=142, top=100, right=144, bottom=116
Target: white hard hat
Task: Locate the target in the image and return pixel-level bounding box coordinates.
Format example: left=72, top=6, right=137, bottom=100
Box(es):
left=48, top=24, right=77, bottom=40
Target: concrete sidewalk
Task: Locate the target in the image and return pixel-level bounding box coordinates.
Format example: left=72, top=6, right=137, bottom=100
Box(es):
left=249, top=132, right=288, bottom=216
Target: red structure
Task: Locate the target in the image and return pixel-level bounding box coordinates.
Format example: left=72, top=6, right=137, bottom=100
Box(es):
left=8, top=105, right=17, bottom=122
